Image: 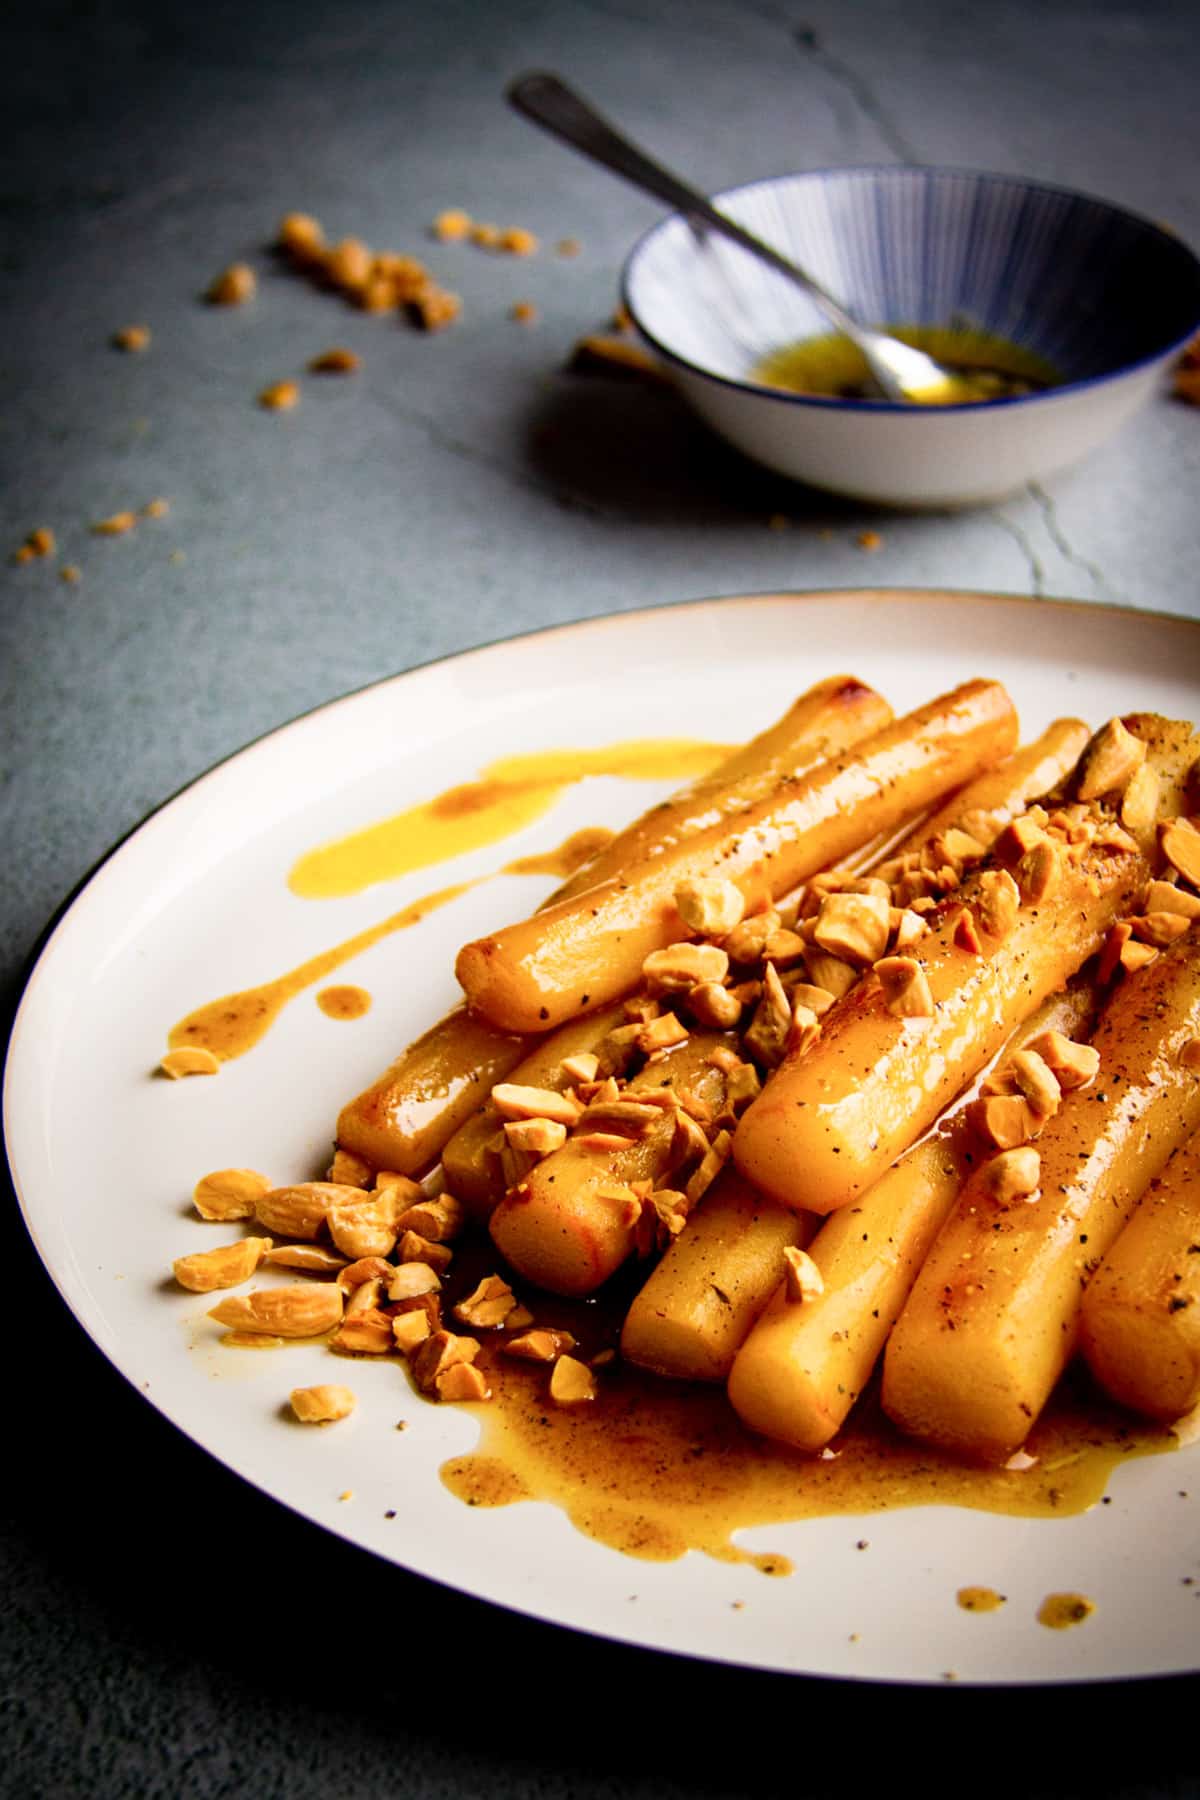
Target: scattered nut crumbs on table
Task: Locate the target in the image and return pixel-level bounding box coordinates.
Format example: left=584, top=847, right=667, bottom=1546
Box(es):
left=112, top=324, right=151, bottom=352
left=309, top=347, right=361, bottom=374
left=276, top=211, right=461, bottom=331
left=207, top=262, right=257, bottom=306
left=258, top=379, right=301, bottom=412
left=856, top=529, right=884, bottom=552
left=11, top=526, right=55, bottom=564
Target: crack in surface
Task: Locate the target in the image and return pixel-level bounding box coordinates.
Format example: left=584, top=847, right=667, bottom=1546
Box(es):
left=988, top=509, right=1046, bottom=598
left=1028, top=482, right=1123, bottom=604
left=365, top=388, right=613, bottom=519
left=785, top=16, right=921, bottom=165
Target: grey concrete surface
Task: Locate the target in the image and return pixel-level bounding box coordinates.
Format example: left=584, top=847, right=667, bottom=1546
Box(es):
left=2, top=2, right=1199, bottom=1794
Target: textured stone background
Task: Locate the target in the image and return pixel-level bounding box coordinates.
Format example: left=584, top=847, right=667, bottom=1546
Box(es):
left=3, top=2, right=1198, bottom=1793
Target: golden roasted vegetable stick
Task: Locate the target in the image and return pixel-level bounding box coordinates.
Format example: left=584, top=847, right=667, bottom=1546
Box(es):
left=488, top=1029, right=735, bottom=1296
left=334, top=1006, right=526, bottom=1176
left=552, top=674, right=893, bottom=900
left=733, top=829, right=1148, bottom=1217
left=620, top=1169, right=812, bottom=1382
left=725, top=985, right=1097, bottom=1450
left=457, top=679, right=1019, bottom=1034
left=881, top=930, right=1200, bottom=1462
left=335, top=675, right=891, bottom=1174
left=1079, top=1130, right=1200, bottom=1422
left=441, top=1002, right=628, bottom=1216
left=887, top=717, right=1091, bottom=856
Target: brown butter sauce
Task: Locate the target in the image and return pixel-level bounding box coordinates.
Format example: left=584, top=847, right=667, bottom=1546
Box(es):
left=166, top=736, right=726, bottom=1066
left=437, top=1267, right=1172, bottom=1570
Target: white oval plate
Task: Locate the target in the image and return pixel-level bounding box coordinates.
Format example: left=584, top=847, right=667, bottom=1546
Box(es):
left=6, top=590, right=1199, bottom=1687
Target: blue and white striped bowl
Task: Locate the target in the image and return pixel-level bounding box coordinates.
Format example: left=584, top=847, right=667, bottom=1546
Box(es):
left=621, top=166, right=1200, bottom=507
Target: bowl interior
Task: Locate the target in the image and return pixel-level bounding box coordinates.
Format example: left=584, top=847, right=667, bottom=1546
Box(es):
left=624, top=167, right=1200, bottom=393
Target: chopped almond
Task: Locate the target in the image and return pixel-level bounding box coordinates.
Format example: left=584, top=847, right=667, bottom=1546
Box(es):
left=309, top=346, right=361, bottom=374
left=112, top=324, right=151, bottom=352
left=208, top=263, right=257, bottom=305
left=258, top=380, right=300, bottom=412
left=783, top=1246, right=825, bottom=1303
left=431, top=208, right=473, bottom=241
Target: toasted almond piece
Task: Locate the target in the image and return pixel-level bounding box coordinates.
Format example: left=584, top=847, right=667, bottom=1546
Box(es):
left=1076, top=717, right=1147, bottom=800
left=256, top=1182, right=356, bottom=1241
left=332, top=1309, right=395, bottom=1354
left=208, top=262, right=256, bottom=305
left=573, top=1130, right=638, bottom=1152
left=762, top=928, right=808, bottom=968
left=327, top=1188, right=406, bottom=1260
left=431, top=207, right=472, bottom=240
left=1145, top=880, right=1200, bottom=919
left=265, top=1243, right=349, bottom=1273
left=635, top=1011, right=690, bottom=1054
left=804, top=952, right=859, bottom=1000
left=309, top=346, right=361, bottom=374
left=344, top=1276, right=384, bottom=1317
left=337, top=1255, right=395, bottom=1292
left=1119, top=938, right=1159, bottom=973
left=1133, top=911, right=1194, bottom=948
left=1093, top=820, right=1140, bottom=854
left=1161, top=818, right=1200, bottom=888
left=1022, top=1030, right=1100, bottom=1091
left=982, top=1146, right=1042, bottom=1203
left=684, top=1128, right=732, bottom=1206
left=1016, top=840, right=1062, bottom=904
left=394, top=1193, right=465, bottom=1243
left=392, top=1311, right=432, bottom=1354
left=725, top=1060, right=762, bottom=1112
left=1098, top=920, right=1134, bottom=984
left=278, top=212, right=325, bottom=260
left=325, top=236, right=373, bottom=289
left=687, top=981, right=743, bottom=1029
left=388, top=1262, right=442, bottom=1301
left=892, top=908, right=929, bottom=951
left=723, top=910, right=782, bottom=963
left=112, top=324, right=150, bottom=351
left=549, top=1354, right=596, bottom=1405
left=491, top=1083, right=582, bottom=1126
left=994, top=813, right=1049, bottom=863
left=499, top=225, right=538, bottom=255
left=454, top=1274, right=518, bottom=1330
left=410, top=1329, right=479, bottom=1393
left=503, top=1328, right=576, bottom=1363
left=258, top=380, right=300, bottom=411
left=397, top=1231, right=453, bottom=1273
left=1121, top=762, right=1161, bottom=833
left=503, top=1116, right=568, bottom=1156
left=160, top=1046, right=221, bottom=1078
left=743, top=962, right=793, bottom=1067
left=967, top=1094, right=1041, bottom=1150
left=193, top=1167, right=271, bottom=1221
left=290, top=1384, right=356, bottom=1423
left=642, top=942, right=730, bottom=993
left=436, top=1363, right=491, bottom=1402
left=1008, top=1049, right=1062, bottom=1118
left=786, top=1001, right=821, bottom=1059
left=173, top=1236, right=271, bottom=1293
left=221, top=1331, right=286, bottom=1349
left=812, top=891, right=891, bottom=967
left=576, top=1098, right=663, bottom=1136
left=782, top=1245, right=825, bottom=1304
left=951, top=906, right=982, bottom=954
left=674, top=876, right=745, bottom=937
left=560, top=1051, right=600, bottom=1084
left=874, top=956, right=934, bottom=1019
left=208, top=1284, right=343, bottom=1337
left=328, top=1147, right=373, bottom=1188
left=1179, top=1038, right=1200, bottom=1072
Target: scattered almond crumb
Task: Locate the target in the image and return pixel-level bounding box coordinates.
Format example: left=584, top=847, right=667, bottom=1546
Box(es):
left=470, top=222, right=501, bottom=248
left=432, top=208, right=473, bottom=241
left=141, top=497, right=170, bottom=519
left=12, top=526, right=55, bottom=563
left=259, top=379, right=300, bottom=411
left=338, top=1489, right=354, bottom=1502
left=556, top=237, right=582, bottom=257
left=60, top=564, right=81, bottom=584
left=112, top=324, right=151, bottom=352
left=856, top=529, right=884, bottom=552
left=309, top=346, right=361, bottom=374
left=208, top=263, right=257, bottom=305
left=291, top=1384, right=356, bottom=1423
left=500, top=225, right=538, bottom=256
left=91, top=512, right=138, bottom=536
left=511, top=300, right=538, bottom=324
left=409, top=286, right=462, bottom=332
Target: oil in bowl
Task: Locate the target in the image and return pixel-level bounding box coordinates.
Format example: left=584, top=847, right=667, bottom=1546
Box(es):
left=753, top=325, right=1060, bottom=405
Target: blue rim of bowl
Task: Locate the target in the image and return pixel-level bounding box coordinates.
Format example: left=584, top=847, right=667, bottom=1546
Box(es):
left=619, top=163, right=1200, bottom=415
